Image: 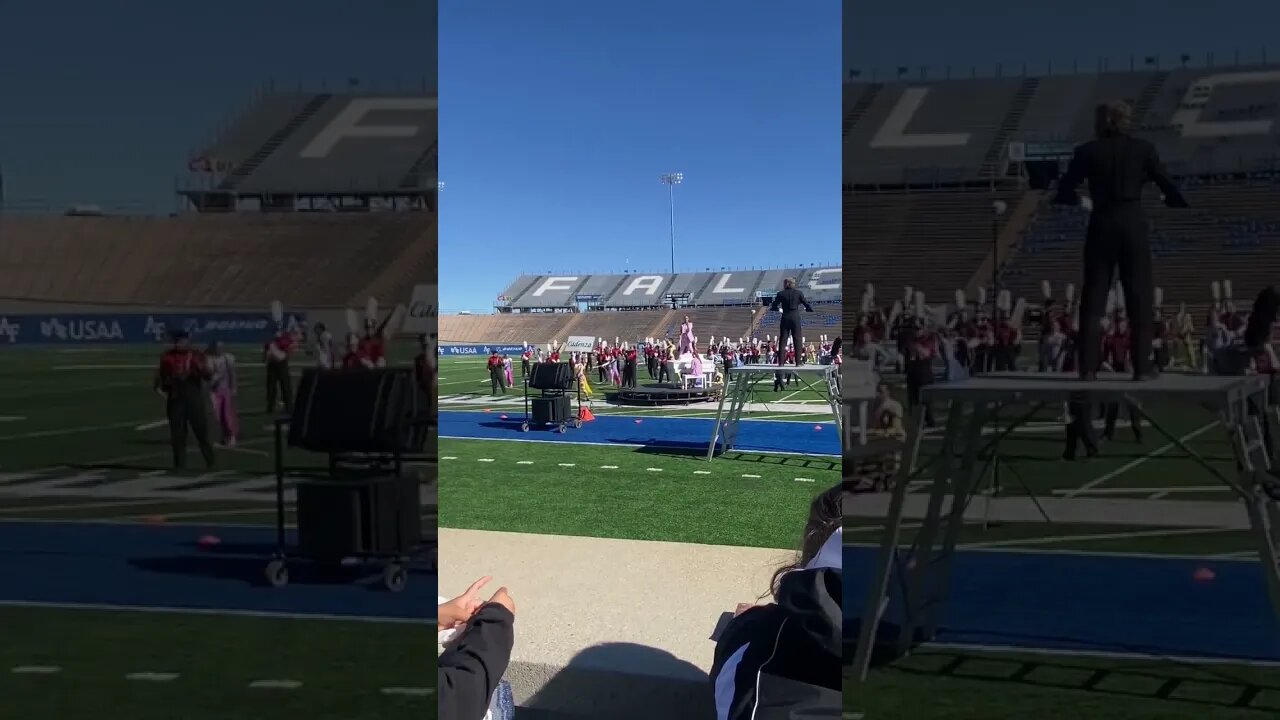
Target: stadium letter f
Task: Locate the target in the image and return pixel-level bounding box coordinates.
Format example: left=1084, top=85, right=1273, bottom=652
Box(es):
left=301, top=97, right=438, bottom=158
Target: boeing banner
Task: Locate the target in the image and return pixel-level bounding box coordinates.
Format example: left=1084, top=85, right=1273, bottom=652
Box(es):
left=440, top=344, right=526, bottom=356
left=0, top=312, right=305, bottom=346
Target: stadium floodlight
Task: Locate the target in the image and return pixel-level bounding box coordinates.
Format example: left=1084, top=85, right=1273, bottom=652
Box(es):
left=659, top=173, right=683, bottom=275
left=437, top=181, right=445, bottom=192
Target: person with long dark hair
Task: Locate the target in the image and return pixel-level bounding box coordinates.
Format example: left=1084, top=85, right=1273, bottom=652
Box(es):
left=710, top=485, right=840, bottom=719
left=1055, top=101, right=1189, bottom=381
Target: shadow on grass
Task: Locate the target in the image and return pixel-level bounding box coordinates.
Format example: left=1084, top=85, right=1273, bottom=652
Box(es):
left=875, top=649, right=1280, bottom=714
left=626, top=445, right=838, bottom=472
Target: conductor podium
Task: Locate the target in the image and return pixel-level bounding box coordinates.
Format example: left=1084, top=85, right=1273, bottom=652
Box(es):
left=706, top=363, right=842, bottom=460
left=267, top=368, right=434, bottom=592
left=850, top=371, right=1278, bottom=681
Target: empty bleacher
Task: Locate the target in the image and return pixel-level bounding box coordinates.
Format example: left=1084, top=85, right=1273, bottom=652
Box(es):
left=191, top=92, right=437, bottom=195
left=844, top=191, right=1021, bottom=300
left=1004, top=179, right=1280, bottom=307
left=0, top=213, right=435, bottom=309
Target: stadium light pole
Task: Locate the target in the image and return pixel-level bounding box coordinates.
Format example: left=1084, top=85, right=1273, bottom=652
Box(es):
left=660, top=172, right=683, bottom=275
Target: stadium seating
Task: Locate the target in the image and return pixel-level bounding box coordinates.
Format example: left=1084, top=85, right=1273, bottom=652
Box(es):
left=844, top=191, right=1021, bottom=300
left=0, top=213, right=435, bottom=309
left=1004, top=179, right=1280, bottom=307
left=844, top=64, right=1280, bottom=310
left=190, top=92, right=437, bottom=195
left=845, top=65, right=1280, bottom=186
left=440, top=301, right=846, bottom=348
left=498, top=266, right=840, bottom=310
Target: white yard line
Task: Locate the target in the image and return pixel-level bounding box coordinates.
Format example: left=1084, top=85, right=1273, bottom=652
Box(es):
left=120, top=506, right=280, bottom=521
left=381, top=687, right=435, bottom=696
left=0, top=600, right=429, bottom=624
left=1062, top=422, right=1218, bottom=498
left=2, top=499, right=172, bottom=514
left=249, top=680, right=302, bottom=689
left=126, top=672, right=179, bottom=682
left=961, top=526, right=1230, bottom=549
left=924, top=641, right=1280, bottom=670
left=0, top=420, right=152, bottom=442
left=1049, top=485, right=1225, bottom=497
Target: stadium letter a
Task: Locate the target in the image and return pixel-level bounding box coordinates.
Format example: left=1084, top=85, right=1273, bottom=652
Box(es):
left=301, top=98, right=438, bottom=158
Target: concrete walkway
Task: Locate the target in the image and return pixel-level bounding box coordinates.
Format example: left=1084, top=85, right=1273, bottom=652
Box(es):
left=846, top=492, right=1251, bottom=529
left=438, top=528, right=791, bottom=717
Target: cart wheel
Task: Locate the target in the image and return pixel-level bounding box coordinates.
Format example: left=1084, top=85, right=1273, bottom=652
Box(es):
left=383, top=564, right=408, bottom=593
left=520, top=422, right=529, bottom=432
left=557, top=423, right=567, bottom=434
left=265, top=560, right=289, bottom=588
left=573, top=418, right=583, bottom=429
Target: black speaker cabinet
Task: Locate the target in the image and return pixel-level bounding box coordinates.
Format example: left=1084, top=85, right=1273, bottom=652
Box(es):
left=531, top=395, right=572, bottom=425
left=289, top=368, right=424, bottom=454
left=296, top=473, right=423, bottom=559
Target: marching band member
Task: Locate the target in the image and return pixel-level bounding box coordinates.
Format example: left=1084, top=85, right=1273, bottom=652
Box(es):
left=263, top=322, right=295, bottom=415
left=155, top=330, right=216, bottom=470
left=521, top=343, right=533, bottom=378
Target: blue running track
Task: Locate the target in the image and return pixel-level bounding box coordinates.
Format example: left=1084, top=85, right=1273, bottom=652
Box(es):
left=0, top=521, right=434, bottom=620
left=439, top=410, right=839, bottom=456
left=846, top=545, right=1280, bottom=662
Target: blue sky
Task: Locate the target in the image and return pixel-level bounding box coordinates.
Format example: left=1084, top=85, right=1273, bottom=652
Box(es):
left=438, top=0, right=840, bottom=312
left=847, top=0, right=1280, bottom=80
left=0, top=0, right=435, bottom=213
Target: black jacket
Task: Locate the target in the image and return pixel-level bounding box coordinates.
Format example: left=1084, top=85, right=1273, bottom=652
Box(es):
left=439, top=603, right=515, bottom=720
left=770, top=288, right=815, bottom=319
left=1055, top=134, right=1188, bottom=211
left=710, top=554, right=841, bottom=719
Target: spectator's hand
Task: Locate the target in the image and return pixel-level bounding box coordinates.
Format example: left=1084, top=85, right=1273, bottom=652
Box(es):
left=438, top=576, right=492, bottom=631
left=488, top=586, right=516, bottom=615
left=734, top=602, right=755, bottom=617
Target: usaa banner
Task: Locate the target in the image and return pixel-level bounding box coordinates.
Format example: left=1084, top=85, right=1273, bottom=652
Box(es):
left=0, top=313, right=305, bottom=346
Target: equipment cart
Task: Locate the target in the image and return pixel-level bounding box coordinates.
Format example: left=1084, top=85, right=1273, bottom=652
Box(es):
left=519, top=361, right=584, bottom=434
left=263, top=368, right=435, bottom=592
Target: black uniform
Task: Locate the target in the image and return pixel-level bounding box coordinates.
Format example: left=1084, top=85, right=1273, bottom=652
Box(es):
left=1055, top=133, right=1187, bottom=377
left=1064, top=400, right=1100, bottom=460
left=155, top=346, right=216, bottom=470
left=710, top=560, right=840, bottom=719
left=770, top=287, right=814, bottom=366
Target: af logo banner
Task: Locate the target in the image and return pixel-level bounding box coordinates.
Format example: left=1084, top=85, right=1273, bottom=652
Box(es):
left=0, top=317, right=20, bottom=344
left=0, top=312, right=307, bottom=345
left=404, top=284, right=438, bottom=335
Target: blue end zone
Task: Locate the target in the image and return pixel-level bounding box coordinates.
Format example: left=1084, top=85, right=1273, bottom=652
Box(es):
left=0, top=522, right=434, bottom=620
left=845, top=545, right=1280, bottom=662
left=439, top=410, right=839, bottom=456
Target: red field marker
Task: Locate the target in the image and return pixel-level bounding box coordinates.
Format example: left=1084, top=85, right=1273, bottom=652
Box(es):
left=1193, top=567, right=1215, bottom=582
left=197, top=535, right=222, bottom=548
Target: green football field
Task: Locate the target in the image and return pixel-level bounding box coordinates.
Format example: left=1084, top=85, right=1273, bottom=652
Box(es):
left=435, top=354, right=841, bottom=550
left=0, top=344, right=436, bottom=720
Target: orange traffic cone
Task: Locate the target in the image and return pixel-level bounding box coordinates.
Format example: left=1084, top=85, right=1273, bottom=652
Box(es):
left=579, top=406, right=595, bottom=422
